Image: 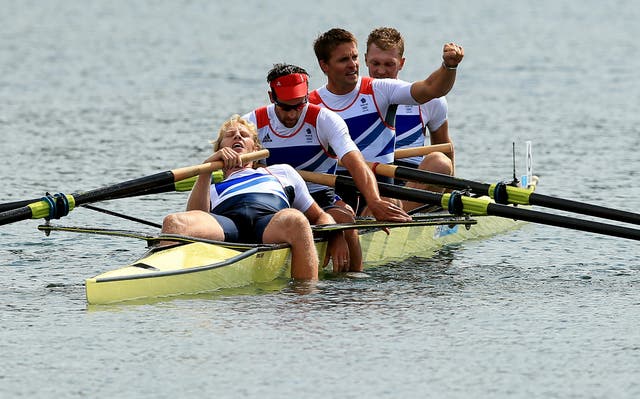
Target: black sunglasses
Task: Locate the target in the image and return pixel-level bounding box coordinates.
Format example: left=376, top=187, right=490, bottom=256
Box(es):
left=274, top=96, right=308, bottom=112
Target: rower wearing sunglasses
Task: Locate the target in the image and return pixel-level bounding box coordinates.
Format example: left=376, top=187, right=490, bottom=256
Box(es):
left=242, top=63, right=410, bottom=273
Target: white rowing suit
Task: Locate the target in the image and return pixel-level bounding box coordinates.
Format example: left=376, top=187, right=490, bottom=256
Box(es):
left=395, top=97, right=448, bottom=166
left=243, top=103, right=357, bottom=194
left=210, top=164, right=313, bottom=213
left=309, top=76, right=417, bottom=170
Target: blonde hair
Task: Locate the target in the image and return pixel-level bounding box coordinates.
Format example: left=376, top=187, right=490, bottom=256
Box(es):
left=366, top=27, right=405, bottom=56
left=211, top=114, right=263, bottom=152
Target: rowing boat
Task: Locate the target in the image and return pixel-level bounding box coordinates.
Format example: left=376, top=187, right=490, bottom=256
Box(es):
left=83, top=211, right=526, bottom=305
left=6, top=145, right=638, bottom=305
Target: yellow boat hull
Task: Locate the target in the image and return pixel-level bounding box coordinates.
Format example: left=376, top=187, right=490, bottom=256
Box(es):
left=85, top=214, right=523, bottom=305
left=359, top=214, right=522, bottom=266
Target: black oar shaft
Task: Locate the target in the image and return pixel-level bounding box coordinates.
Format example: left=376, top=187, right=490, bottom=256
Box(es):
left=332, top=175, right=640, bottom=241
left=0, top=199, right=40, bottom=213
left=485, top=203, right=640, bottom=241
left=334, top=175, right=443, bottom=204
left=0, top=207, right=33, bottom=225
left=73, top=171, right=175, bottom=206
left=0, top=176, right=199, bottom=213
left=0, top=184, right=176, bottom=216
left=390, top=164, right=640, bottom=226
left=0, top=172, right=174, bottom=226
left=529, top=192, right=640, bottom=225
left=392, top=165, right=489, bottom=193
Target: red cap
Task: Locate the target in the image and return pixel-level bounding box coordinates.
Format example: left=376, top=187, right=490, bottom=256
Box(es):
left=270, top=73, right=308, bottom=101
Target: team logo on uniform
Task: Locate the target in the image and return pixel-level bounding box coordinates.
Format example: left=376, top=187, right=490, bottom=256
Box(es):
left=262, top=133, right=272, bottom=143
left=305, top=128, right=313, bottom=143
left=359, top=97, right=369, bottom=112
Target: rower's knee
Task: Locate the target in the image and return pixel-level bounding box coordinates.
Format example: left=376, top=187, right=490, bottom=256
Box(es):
left=162, top=213, right=187, bottom=235
left=421, top=152, right=453, bottom=176
left=271, top=208, right=311, bottom=239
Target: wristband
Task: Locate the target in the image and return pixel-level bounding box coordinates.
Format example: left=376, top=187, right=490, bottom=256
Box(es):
left=442, top=61, right=458, bottom=70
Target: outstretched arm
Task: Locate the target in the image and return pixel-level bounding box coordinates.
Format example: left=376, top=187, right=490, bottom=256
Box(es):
left=410, top=43, right=464, bottom=104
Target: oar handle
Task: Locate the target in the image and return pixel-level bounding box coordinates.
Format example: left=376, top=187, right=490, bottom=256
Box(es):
left=171, top=149, right=269, bottom=181
left=298, top=170, right=336, bottom=187
left=335, top=144, right=453, bottom=168
left=394, top=143, right=453, bottom=159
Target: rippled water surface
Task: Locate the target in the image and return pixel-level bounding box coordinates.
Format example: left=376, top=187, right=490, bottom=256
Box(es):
left=1, top=1, right=639, bottom=398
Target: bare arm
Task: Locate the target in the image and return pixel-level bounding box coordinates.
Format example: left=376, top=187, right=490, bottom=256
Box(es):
left=410, top=43, right=464, bottom=104
left=341, top=150, right=411, bottom=222
left=186, top=173, right=212, bottom=212
left=304, top=202, right=335, bottom=226
left=186, top=147, right=246, bottom=212
left=304, top=202, right=349, bottom=270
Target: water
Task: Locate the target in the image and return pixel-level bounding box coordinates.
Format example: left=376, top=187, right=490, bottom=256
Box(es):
left=1, top=1, right=640, bottom=398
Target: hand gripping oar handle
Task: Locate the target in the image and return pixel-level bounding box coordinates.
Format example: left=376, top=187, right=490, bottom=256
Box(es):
left=0, top=150, right=269, bottom=226
left=298, top=170, right=640, bottom=242
left=170, top=149, right=268, bottom=181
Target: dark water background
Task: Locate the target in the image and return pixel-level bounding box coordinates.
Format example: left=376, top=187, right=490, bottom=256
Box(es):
left=1, top=1, right=639, bottom=398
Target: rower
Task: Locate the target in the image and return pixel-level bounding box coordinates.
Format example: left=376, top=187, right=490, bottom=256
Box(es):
left=242, top=63, right=410, bottom=273
left=365, top=27, right=455, bottom=212
left=309, top=27, right=463, bottom=213
left=160, top=115, right=346, bottom=280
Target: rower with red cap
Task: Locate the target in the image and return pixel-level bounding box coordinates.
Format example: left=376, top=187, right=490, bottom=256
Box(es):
left=242, top=63, right=411, bottom=273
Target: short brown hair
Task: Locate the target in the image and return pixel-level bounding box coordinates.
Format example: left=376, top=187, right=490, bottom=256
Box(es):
left=366, top=27, right=405, bottom=57
left=313, top=28, right=358, bottom=63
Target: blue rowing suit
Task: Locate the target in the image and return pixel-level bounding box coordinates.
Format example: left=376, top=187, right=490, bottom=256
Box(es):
left=209, top=165, right=313, bottom=243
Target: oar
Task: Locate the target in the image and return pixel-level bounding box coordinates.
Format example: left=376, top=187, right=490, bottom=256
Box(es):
left=0, top=150, right=269, bottom=226
left=0, top=145, right=449, bottom=214
left=0, top=171, right=225, bottom=213
left=394, top=143, right=453, bottom=159
left=298, top=171, right=640, bottom=241
left=365, top=162, right=640, bottom=226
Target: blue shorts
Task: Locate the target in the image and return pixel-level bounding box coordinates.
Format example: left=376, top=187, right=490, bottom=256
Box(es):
left=310, top=188, right=337, bottom=209
left=211, top=193, right=288, bottom=244
left=212, top=213, right=275, bottom=244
